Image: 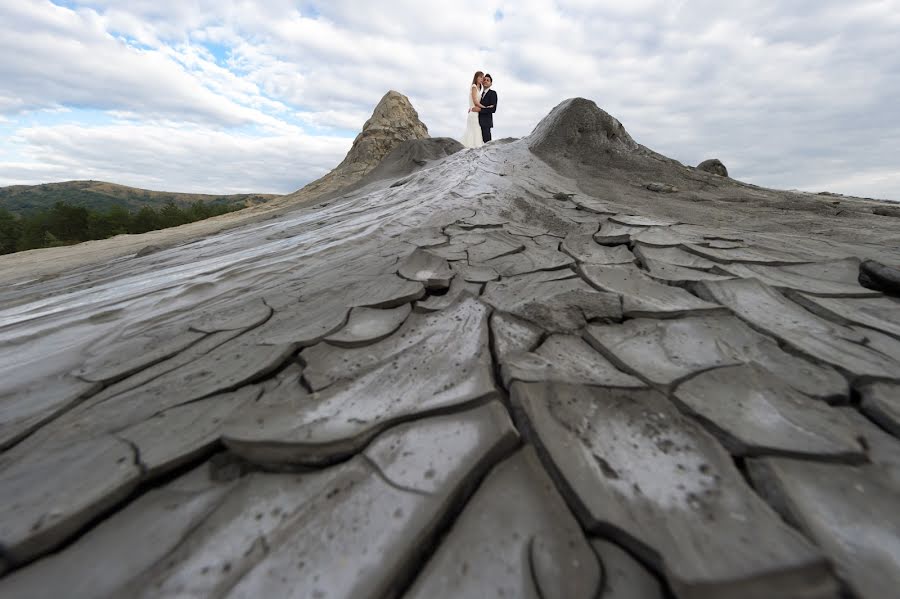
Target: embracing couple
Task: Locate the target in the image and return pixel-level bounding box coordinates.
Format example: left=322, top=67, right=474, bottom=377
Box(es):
left=461, top=71, right=497, bottom=149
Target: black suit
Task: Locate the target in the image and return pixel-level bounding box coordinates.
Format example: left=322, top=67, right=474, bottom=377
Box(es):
left=478, top=88, right=497, bottom=143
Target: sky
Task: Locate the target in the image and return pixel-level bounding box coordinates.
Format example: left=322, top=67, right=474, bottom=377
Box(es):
left=1, top=1, right=899, bottom=200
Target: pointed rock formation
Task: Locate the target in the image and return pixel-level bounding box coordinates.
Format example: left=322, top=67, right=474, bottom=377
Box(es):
left=279, top=90, right=430, bottom=203
left=337, top=90, right=430, bottom=174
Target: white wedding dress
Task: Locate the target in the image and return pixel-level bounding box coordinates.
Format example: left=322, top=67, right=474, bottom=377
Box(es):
left=461, top=84, right=484, bottom=149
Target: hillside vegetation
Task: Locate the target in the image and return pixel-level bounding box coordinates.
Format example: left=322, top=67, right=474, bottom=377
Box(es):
left=0, top=200, right=253, bottom=254
left=0, top=180, right=278, bottom=215
left=0, top=180, right=281, bottom=255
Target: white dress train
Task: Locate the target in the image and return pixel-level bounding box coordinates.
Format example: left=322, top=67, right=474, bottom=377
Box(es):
left=461, top=84, right=484, bottom=149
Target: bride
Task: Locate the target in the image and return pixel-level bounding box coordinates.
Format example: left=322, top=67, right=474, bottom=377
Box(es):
left=461, top=71, right=492, bottom=148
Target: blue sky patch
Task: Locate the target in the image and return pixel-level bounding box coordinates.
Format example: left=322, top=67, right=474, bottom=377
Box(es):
left=202, top=41, right=231, bottom=64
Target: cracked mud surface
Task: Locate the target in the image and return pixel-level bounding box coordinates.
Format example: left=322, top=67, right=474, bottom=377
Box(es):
left=2, top=97, right=900, bottom=598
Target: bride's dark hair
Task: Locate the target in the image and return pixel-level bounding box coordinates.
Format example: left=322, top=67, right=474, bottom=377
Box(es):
left=471, top=71, right=484, bottom=89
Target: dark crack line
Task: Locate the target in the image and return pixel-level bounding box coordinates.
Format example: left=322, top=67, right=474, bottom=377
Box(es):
left=664, top=385, right=868, bottom=466
left=0, top=542, right=14, bottom=577
left=473, top=244, right=527, bottom=263
left=457, top=223, right=507, bottom=231
left=298, top=374, right=315, bottom=395
left=114, top=385, right=265, bottom=441
left=0, top=438, right=230, bottom=578
left=361, top=455, right=433, bottom=498
left=252, top=392, right=504, bottom=473
left=85, top=328, right=249, bottom=411
left=78, top=329, right=214, bottom=388
left=129, top=344, right=295, bottom=418
left=10, top=330, right=233, bottom=454
left=695, top=300, right=859, bottom=395
left=484, top=305, right=518, bottom=414
left=852, top=405, right=900, bottom=442
left=578, top=325, right=661, bottom=391
left=510, top=405, right=671, bottom=589
left=300, top=334, right=433, bottom=395
left=589, top=543, right=609, bottom=599
left=589, top=538, right=678, bottom=599
left=168, top=512, right=269, bottom=599
left=0, top=381, right=102, bottom=452
left=114, top=433, right=148, bottom=477
left=526, top=535, right=548, bottom=599
left=774, top=287, right=900, bottom=352
left=687, top=283, right=861, bottom=395
left=381, top=423, right=522, bottom=599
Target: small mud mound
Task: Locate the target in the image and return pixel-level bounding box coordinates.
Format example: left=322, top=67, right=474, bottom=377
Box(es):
left=697, top=159, right=729, bottom=177
left=527, top=98, right=638, bottom=165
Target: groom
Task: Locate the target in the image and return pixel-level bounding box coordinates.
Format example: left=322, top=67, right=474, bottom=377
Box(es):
left=479, top=73, right=498, bottom=143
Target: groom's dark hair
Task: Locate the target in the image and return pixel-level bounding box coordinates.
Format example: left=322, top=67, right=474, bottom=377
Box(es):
left=484, top=73, right=493, bottom=81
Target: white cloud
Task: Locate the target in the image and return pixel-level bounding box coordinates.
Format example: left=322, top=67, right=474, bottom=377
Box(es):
left=0, top=1, right=283, bottom=126
left=1, top=122, right=351, bottom=194
left=0, top=0, right=898, bottom=199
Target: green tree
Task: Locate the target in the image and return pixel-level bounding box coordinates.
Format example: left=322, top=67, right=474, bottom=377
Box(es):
left=1, top=197, right=246, bottom=255
left=105, top=205, right=131, bottom=236
left=87, top=211, right=112, bottom=240
left=46, top=202, right=90, bottom=243
left=129, top=206, right=161, bottom=234
left=0, top=208, right=22, bottom=254
left=159, top=201, right=190, bottom=228
left=42, top=231, right=66, bottom=247
left=17, top=212, right=50, bottom=250
left=187, top=201, right=212, bottom=220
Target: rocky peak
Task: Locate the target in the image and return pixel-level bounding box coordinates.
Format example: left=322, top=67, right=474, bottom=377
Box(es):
left=335, top=90, right=430, bottom=179
left=366, top=90, right=429, bottom=136
left=279, top=90, right=429, bottom=204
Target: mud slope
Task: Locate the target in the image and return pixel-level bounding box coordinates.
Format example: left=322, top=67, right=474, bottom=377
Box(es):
left=2, top=96, right=900, bottom=599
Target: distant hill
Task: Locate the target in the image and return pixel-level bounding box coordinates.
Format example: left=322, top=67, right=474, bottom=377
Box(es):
left=0, top=180, right=280, bottom=215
